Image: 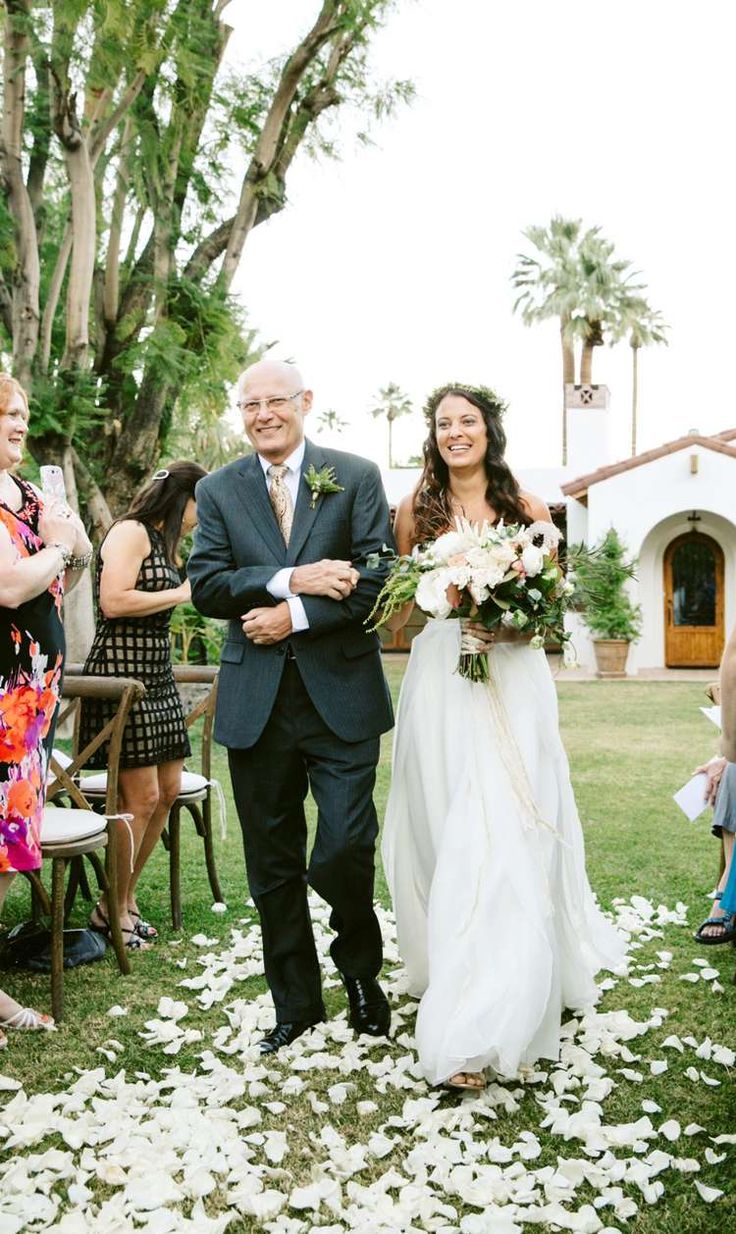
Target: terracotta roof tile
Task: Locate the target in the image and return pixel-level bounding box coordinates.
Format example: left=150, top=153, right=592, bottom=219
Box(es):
left=561, top=432, right=736, bottom=497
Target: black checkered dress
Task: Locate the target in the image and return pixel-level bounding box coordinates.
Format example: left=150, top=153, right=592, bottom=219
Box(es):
left=79, top=525, right=191, bottom=769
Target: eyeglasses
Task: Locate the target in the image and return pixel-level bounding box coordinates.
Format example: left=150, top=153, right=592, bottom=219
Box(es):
left=237, top=390, right=304, bottom=415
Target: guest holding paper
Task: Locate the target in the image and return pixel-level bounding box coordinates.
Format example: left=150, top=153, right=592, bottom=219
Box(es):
left=720, top=622, right=736, bottom=762
left=692, top=680, right=736, bottom=944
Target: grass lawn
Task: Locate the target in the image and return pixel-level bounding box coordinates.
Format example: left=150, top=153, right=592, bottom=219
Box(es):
left=1, top=669, right=735, bottom=1232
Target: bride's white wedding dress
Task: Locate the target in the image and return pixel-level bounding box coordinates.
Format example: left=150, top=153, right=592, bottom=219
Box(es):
left=382, top=619, right=626, bottom=1085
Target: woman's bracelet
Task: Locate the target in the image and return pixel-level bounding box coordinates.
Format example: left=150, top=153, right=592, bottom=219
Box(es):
left=48, top=541, right=73, bottom=567
left=67, top=550, right=93, bottom=570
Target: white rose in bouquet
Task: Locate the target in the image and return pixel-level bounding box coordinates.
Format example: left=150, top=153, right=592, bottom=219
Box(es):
left=432, top=529, right=474, bottom=561
left=415, top=568, right=454, bottom=618
left=521, top=544, right=544, bottom=577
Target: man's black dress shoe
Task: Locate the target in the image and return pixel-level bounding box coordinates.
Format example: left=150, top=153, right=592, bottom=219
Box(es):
left=340, top=974, right=390, bottom=1037
left=258, top=1020, right=321, bottom=1055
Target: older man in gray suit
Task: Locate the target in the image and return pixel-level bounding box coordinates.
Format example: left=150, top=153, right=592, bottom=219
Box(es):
left=188, top=360, right=394, bottom=1053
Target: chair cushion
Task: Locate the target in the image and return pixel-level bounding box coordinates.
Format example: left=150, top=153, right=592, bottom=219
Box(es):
left=79, top=773, right=107, bottom=795
left=80, top=770, right=208, bottom=796
left=179, top=771, right=208, bottom=795
left=41, top=807, right=106, bottom=846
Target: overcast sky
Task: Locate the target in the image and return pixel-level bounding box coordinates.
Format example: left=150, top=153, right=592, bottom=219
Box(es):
left=224, top=0, right=735, bottom=473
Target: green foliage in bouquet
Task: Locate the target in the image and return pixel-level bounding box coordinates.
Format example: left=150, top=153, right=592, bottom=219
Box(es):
left=570, top=529, right=642, bottom=642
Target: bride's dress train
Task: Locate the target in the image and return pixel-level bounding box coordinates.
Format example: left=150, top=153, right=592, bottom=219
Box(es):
left=382, top=620, right=626, bottom=1085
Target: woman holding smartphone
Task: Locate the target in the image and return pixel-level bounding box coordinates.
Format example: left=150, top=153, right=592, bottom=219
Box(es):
left=0, top=373, right=91, bottom=1042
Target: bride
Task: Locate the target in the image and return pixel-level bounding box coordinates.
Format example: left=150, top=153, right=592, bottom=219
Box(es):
left=382, top=383, right=625, bottom=1092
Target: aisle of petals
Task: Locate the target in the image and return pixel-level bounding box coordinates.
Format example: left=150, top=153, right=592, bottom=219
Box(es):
left=1, top=895, right=733, bottom=1234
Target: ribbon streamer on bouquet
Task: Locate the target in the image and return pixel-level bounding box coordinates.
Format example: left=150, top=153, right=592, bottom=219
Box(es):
left=484, top=668, right=571, bottom=851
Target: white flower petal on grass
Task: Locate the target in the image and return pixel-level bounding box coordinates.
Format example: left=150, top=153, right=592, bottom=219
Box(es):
left=711, top=980, right=724, bottom=993
left=705, top=1149, right=727, bottom=1165
left=0, top=1075, right=23, bottom=1091
left=712, top=1044, right=735, bottom=1066
left=684, top=1124, right=706, bottom=1136
left=156, top=997, right=189, bottom=1021
left=649, top=1060, right=667, bottom=1075
left=679, top=973, right=700, bottom=983
left=694, top=1180, right=724, bottom=1203
left=684, top=1067, right=700, bottom=1082
left=106, top=1005, right=128, bottom=1018
left=641, top=1100, right=662, bottom=1114
left=661, top=1035, right=684, bottom=1052
left=699, top=967, right=719, bottom=981
left=699, top=1072, right=721, bottom=1087
left=658, top=1120, right=681, bottom=1142
left=211, top=902, right=227, bottom=913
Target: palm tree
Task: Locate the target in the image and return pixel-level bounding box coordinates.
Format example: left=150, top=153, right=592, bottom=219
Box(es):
left=569, top=230, right=645, bottom=384
left=610, top=300, right=669, bottom=456
left=370, top=382, right=413, bottom=468
left=512, top=217, right=665, bottom=462
left=317, top=408, right=348, bottom=435
left=512, top=216, right=585, bottom=465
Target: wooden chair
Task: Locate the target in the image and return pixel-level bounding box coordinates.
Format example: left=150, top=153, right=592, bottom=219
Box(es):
left=164, top=665, right=224, bottom=929
left=75, top=664, right=224, bottom=930
left=25, top=674, right=146, bottom=1021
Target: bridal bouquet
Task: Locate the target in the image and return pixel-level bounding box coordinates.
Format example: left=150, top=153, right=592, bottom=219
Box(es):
left=368, top=518, right=574, bottom=682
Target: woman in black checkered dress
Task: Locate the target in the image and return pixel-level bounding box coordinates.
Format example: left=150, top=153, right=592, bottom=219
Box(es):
left=79, top=461, right=207, bottom=949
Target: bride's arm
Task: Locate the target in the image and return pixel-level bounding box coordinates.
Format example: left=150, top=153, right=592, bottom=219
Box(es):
left=383, top=496, right=416, bottom=632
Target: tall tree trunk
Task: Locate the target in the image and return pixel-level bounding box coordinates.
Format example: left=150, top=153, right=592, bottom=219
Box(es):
left=560, top=317, right=575, bottom=465
left=580, top=319, right=604, bottom=385
left=106, top=375, right=172, bottom=513
left=1, top=0, right=40, bottom=391
left=631, top=340, right=639, bottom=457
left=59, top=443, right=95, bottom=659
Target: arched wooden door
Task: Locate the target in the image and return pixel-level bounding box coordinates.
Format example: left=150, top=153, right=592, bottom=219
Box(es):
left=664, top=533, right=724, bottom=667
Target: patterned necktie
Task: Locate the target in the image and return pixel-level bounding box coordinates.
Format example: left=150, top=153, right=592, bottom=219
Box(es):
left=267, top=463, right=294, bottom=545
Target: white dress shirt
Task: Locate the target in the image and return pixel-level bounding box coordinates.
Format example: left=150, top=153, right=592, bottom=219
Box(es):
left=259, top=443, right=309, bottom=632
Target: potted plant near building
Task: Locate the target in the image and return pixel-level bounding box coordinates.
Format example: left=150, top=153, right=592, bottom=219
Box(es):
left=574, top=528, right=641, bottom=677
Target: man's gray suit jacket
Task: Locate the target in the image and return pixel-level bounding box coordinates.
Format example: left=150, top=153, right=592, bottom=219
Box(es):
left=187, top=439, right=395, bottom=749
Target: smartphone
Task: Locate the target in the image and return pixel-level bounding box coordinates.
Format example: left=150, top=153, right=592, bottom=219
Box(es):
left=39, top=465, right=67, bottom=500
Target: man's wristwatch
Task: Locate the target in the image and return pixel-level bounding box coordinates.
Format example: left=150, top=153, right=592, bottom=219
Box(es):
left=49, top=541, right=73, bottom=567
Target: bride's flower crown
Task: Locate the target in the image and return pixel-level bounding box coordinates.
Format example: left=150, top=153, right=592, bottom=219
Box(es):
left=423, top=383, right=508, bottom=423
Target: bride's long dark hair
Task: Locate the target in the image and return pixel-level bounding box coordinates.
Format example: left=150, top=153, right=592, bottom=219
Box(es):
left=411, top=383, right=531, bottom=546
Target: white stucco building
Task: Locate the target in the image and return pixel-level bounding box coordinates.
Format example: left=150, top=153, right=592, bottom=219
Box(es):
left=381, top=384, right=736, bottom=672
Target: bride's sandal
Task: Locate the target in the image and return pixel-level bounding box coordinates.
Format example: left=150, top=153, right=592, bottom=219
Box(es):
left=442, top=1071, right=486, bottom=1092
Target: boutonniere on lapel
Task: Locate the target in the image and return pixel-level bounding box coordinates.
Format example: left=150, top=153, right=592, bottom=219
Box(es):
left=304, top=464, right=344, bottom=509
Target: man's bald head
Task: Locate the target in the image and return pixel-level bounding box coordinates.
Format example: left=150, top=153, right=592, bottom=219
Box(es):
left=238, top=360, right=305, bottom=400
left=237, top=360, right=313, bottom=463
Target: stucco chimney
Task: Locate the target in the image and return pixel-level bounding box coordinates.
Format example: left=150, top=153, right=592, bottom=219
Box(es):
left=565, top=384, right=611, bottom=476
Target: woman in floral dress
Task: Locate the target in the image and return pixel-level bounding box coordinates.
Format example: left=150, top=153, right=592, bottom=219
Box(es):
left=0, top=374, right=92, bottom=1046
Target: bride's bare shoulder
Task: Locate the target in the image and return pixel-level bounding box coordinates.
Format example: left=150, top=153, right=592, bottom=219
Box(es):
left=519, top=490, right=552, bottom=523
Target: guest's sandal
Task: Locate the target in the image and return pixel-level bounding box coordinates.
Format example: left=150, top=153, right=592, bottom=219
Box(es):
left=442, top=1071, right=486, bottom=1091
left=693, top=910, right=736, bottom=945
left=130, top=911, right=158, bottom=941
left=0, top=1006, right=55, bottom=1031
left=89, top=905, right=149, bottom=951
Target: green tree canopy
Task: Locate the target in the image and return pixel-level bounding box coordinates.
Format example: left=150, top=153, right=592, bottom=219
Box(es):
left=0, top=0, right=413, bottom=525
